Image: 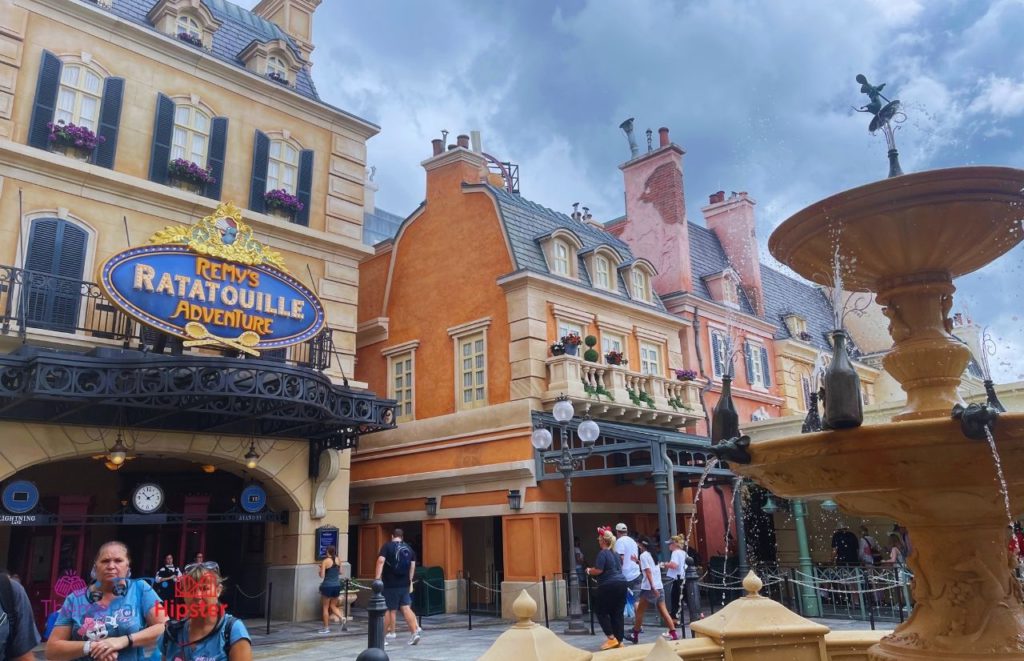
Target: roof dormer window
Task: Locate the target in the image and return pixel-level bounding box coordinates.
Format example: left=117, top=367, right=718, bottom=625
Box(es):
left=632, top=268, right=649, bottom=302
left=553, top=240, right=570, bottom=276
left=266, top=55, right=289, bottom=84
left=594, top=255, right=610, bottom=289
left=538, top=229, right=583, bottom=280
left=176, top=15, right=202, bottom=46
left=148, top=1, right=222, bottom=51
left=582, top=245, right=623, bottom=293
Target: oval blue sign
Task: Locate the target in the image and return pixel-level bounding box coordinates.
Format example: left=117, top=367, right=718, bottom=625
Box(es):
left=3, top=480, right=39, bottom=514
left=100, top=245, right=325, bottom=349
left=240, top=485, right=267, bottom=513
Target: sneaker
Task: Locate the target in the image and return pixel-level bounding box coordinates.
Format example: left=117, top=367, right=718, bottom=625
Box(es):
left=384, top=640, right=390, bottom=647
left=627, top=630, right=639, bottom=644
left=668, top=629, right=680, bottom=641
left=408, top=628, right=422, bottom=646
left=385, top=632, right=397, bottom=640
left=316, top=628, right=330, bottom=634
left=599, top=638, right=620, bottom=650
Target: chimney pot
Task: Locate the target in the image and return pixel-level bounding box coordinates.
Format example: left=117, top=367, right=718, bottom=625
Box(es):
left=431, top=139, right=444, bottom=156
left=448, top=144, right=457, bottom=151
left=709, top=191, right=725, bottom=204
left=457, top=134, right=470, bottom=149
left=658, top=127, right=670, bottom=147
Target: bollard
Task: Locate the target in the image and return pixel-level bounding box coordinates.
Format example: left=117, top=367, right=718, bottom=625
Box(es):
left=355, top=648, right=389, bottom=661
left=265, top=582, right=272, bottom=636
left=869, top=597, right=876, bottom=631
left=467, top=572, right=473, bottom=631
left=542, top=575, right=549, bottom=628
left=366, top=579, right=387, bottom=651
left=685, top=565, right=701, bottom=626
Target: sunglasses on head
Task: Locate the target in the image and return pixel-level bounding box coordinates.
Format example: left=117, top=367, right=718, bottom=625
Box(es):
left=184, top=561, right=220, bottom=574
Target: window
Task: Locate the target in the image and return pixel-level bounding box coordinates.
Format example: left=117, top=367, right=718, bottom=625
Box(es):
left=631, top=269, right=649, bottom=302
left=267, top=55, right=287, bottom=79
left=458, top=332, right=487, bottom=409
left=22, top=218, right=89, bottom=333
left=552, top=240, right=570, bottom=276
left=640, top=341, right=662, bottom=376
left=723, top=278, right=738, bottom=306
left=802, top=376, right=813, bottom=409
left=744, top=341, right=772, bottom=388
left=171, top=105, right=210, bottom=165
left=601, top=332, right=625, bottom=356
left=56, top=64, right=103, bottom=131
left=558, top=320, right=584, bottom=341
left=176, top=15, right=201, bottom=41
left=751, top=407, right=770, bottom=422
left=861, top=385, right=871, bottom=406
left=267, top=139, right=300, bottom=194
left=594, top=256, right=610, bottom=289
left=711, top=329, right=730, bottom=379
left=390, top=352, right=414, bottom=422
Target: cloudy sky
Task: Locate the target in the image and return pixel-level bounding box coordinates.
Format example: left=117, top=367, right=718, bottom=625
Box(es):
left=244, top=0, right=1023, bottom=381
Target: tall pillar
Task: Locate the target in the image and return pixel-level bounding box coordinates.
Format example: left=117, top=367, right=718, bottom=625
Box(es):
left=652, top=471, right=672, bottom=561
left=500, top=514, right=562, bottom=619
left=423, top=519, right=464, bottom=613
left=733, top=481, right=749, bottom=576
left=791, top=500, right=820, bottom=616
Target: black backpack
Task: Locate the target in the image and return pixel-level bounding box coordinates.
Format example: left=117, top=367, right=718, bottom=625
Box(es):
left=0, top=572, right=18, bottom=661
left=388, top=542, right=413, bottom=576
left=161, top=614, right=238, bottom=658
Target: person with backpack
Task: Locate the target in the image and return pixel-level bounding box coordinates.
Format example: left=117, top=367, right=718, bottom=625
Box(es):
left=374, top=528, right=422, bottom=647
left=0, top=570, right=40, bottom=661
left=158, top=561, right=251, bottom=661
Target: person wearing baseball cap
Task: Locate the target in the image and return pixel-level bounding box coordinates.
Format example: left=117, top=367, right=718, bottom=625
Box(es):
left=660, top=536, right=689, bottom=632
left=628, top=537, right=678, bottom=643
left=613, top=523, right=642, bottom=630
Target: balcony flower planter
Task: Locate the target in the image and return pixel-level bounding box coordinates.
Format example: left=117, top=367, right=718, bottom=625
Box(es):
left=605, top=351, right=627, bottom=366
left=177, top=31, right=203, bottom=47
left=675, top=369, right=698, bottom=381
left=560, top=332, right=582, bottom=356
left=550, top=342, right=565, bottom=357
left=264, top=189, right=304, bottom=220
left=168, top=158, right=215, bottom=195
left=48, top=121, right=102, bottom=161
left=267, top=71, right=289, bottom=86
left=798, top=331, right=813, bottom=342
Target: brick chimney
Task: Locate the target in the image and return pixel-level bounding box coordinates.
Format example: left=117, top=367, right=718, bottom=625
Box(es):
left=421, top=138, right=487, bottom=203
left=252, top=0, right=321, bottom=65
left=702, top=191, right=765, bottom=316
left=612, top=127, right=693, bottom=296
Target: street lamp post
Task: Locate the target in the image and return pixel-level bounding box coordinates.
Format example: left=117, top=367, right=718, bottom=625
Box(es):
left=531, top=395, right=600, bottom=635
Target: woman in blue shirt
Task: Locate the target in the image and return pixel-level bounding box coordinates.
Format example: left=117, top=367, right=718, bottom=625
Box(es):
left=586, top=527, right=628, bottom=650
left=159, top=561, right=252, bottom=661
left=46, top=540, right=167, bottom=660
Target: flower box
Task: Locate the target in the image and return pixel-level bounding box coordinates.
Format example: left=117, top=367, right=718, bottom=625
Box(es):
left=168, top=158, right=215, bottom=193
left=264, top=189, right=304, bottom=218
left=267, top=71, right=289, bottom=85
left=605, top=351, right=627, bottom=366
left=550, top=342, right=565, bottom=357
left=177, top=31, right=203, bottom=47
left=559, top=332, right=582, bottom=356
left=675, top=369, right=698, bottom=381
left=48, top=120, right=103, bottom=160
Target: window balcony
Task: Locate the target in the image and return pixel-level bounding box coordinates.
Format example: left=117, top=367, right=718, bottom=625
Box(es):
left=0, top=264, right=334, bottom=370
left=544, top=354, right=702, bottom=428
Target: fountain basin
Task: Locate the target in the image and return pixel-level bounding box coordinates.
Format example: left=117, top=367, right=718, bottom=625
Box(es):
left=736, top=415, right=1024, bottom=659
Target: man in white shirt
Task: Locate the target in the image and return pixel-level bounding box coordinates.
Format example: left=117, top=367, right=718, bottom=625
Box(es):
left=627, top=537, right=678, bottom=643
left=661, top=536, right=689, bottom=627
left=613, top=523, right=641, bottom=587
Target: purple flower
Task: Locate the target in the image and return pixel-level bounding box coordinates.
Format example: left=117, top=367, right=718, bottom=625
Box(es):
left=263, top=188, right=304, bottom=214
left=48, top=120, right=103, bottom=151
left=675, top=369, right=698, bottom=381
left=168, top=158, right=216, bottom=185
left=177, top=31, right=203, bottom=47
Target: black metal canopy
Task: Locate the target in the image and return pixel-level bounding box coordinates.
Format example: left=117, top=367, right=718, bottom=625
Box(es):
left=0, top=345, right=396, bottom=460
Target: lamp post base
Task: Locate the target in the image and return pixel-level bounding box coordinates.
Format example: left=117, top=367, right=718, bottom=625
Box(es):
left=563, top=619, right=590, bottom=635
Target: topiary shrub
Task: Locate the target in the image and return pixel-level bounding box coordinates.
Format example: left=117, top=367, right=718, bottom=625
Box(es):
left=584, top=335, right=598, bottom=347
left=583, top=348, right=600, bottom=362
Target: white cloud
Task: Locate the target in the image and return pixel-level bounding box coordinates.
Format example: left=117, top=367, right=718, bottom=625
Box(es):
left=969, top=75, right=1024, bottom=118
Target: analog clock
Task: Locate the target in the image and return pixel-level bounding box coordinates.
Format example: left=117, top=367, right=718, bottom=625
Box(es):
left=132, top=483, right=164, bottom=514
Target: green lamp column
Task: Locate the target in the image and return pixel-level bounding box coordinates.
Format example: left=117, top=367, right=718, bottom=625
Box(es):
left=792, top=499, right=819, bottom=616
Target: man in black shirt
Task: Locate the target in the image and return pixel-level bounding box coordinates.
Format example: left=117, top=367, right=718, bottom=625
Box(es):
left=831, top=525, right=860, bottom=566
left=375, top=528, right=422, bottom=646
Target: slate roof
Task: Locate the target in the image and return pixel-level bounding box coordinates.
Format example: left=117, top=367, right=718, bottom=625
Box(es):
left=759, top=265, right=838, bottom=352
left=363, top=206, right=405, bottom=246
left=687, top=223, right=756, bottom=315
left=484, top=185, right=667, bottom=312
left=101, top=0, right=320, bottom=101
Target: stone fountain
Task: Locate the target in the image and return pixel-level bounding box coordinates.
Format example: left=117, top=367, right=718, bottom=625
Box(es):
left=738, top=165, right=1024, bottom=660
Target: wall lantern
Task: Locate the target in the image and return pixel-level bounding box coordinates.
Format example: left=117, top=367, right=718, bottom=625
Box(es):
left=360, top=503, right=371, bottom=521
left=508, top=489, right=523, bottom=511
left=425, top=497, right=438, bottom=517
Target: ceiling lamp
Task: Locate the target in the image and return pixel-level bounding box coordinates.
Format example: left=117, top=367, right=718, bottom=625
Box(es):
left=244, top=441, right=260, bottom=469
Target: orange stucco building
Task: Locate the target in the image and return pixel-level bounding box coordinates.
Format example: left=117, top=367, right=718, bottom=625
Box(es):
left=353, top=138, right=733, bottom=616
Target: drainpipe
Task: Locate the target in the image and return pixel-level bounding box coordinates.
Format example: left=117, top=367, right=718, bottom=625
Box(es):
left=792, top=499, right=820, bottom=616
left=691, top=316, right=712, bottom=433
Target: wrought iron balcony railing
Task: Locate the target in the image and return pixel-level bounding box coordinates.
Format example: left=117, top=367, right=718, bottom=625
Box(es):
left=0, top=264, right=334, bottom=371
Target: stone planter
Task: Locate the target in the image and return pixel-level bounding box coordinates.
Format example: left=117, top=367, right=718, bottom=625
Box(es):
left=267, top=207, right=295, bottom=222
left=54, top=142, right=92, bottom=162
left=169, top=177, right=203, bottom=195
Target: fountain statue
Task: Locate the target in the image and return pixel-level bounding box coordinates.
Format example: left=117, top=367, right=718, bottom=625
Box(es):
left=736, top=164, right=1024, bottom=660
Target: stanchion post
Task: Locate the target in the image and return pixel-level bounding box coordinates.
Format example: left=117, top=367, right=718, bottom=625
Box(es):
left=342, top=579, right=350, bottom=632
left=896, top=576, right=906, bottom=623
left=542, top=575, right=549, bottom=629
left=265, top=582, right=272, bottom=636
left=366, top=579, right=387, bottom=650
left=467, top=572, right=473, bottom=631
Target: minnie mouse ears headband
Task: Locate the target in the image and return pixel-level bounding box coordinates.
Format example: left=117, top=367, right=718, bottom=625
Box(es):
left=596, top=525, right=613, bottom=537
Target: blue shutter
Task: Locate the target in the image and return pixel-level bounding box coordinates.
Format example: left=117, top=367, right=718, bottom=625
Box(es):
left=28, top=51, right=62, bottom=149
left=743, top=342, right=754, bottom=383
left=296, top=149, right=314, bottom=226
left=149, top=93, right=175, bottom=183
left=711, top=332, right=723, bottom=377
left=760, top=346, right=772, bottom=386
left=249, top=130, right=270, bottom=212
left=93, top=77, right=124, bottom=169
left=23, top=219, right=86, bottom=332
left=205, top=116, right=228, bottom=200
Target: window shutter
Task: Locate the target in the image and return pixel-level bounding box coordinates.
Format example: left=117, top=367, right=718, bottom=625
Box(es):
left=205, top=116, right=229, bottom=200
left=148, top=93, right=176, bottom=184
left=296, top=149, right=314, bottom=226
left=760, top=346, right=772, bottom=386
left=744, top=342, right=754, bottom=383
left=24, top=219, right=59, bottom=272
left=93, top=77, right=125, bottom=169
left=248, top=130, right=270, bottom=212
left=711, top=332, right=723, bottom=377
left=28, top=50, right=62, bottom=149
left=24, top=219, right=87, bottom=332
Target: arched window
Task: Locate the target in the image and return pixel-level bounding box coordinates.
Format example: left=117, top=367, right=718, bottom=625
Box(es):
left=631, top=268, right=650, bottom=302
left=594, top=255, right=610, bottom=289
left=267, top=55, right=288, bottom=79
left=267, top=139, right=300, bottom=193
left=23, top=218, right=89, bottom=332
left=56, top=64, right=103, bottom=131
left=552, top=240, right=570, bottom=276
left=171, top=104, right=211, bottom=165
left=176, top=15, right=202, bottom=41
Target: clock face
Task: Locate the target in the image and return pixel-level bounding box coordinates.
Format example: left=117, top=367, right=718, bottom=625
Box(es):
left=132, top=483, right=164, bottom=514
